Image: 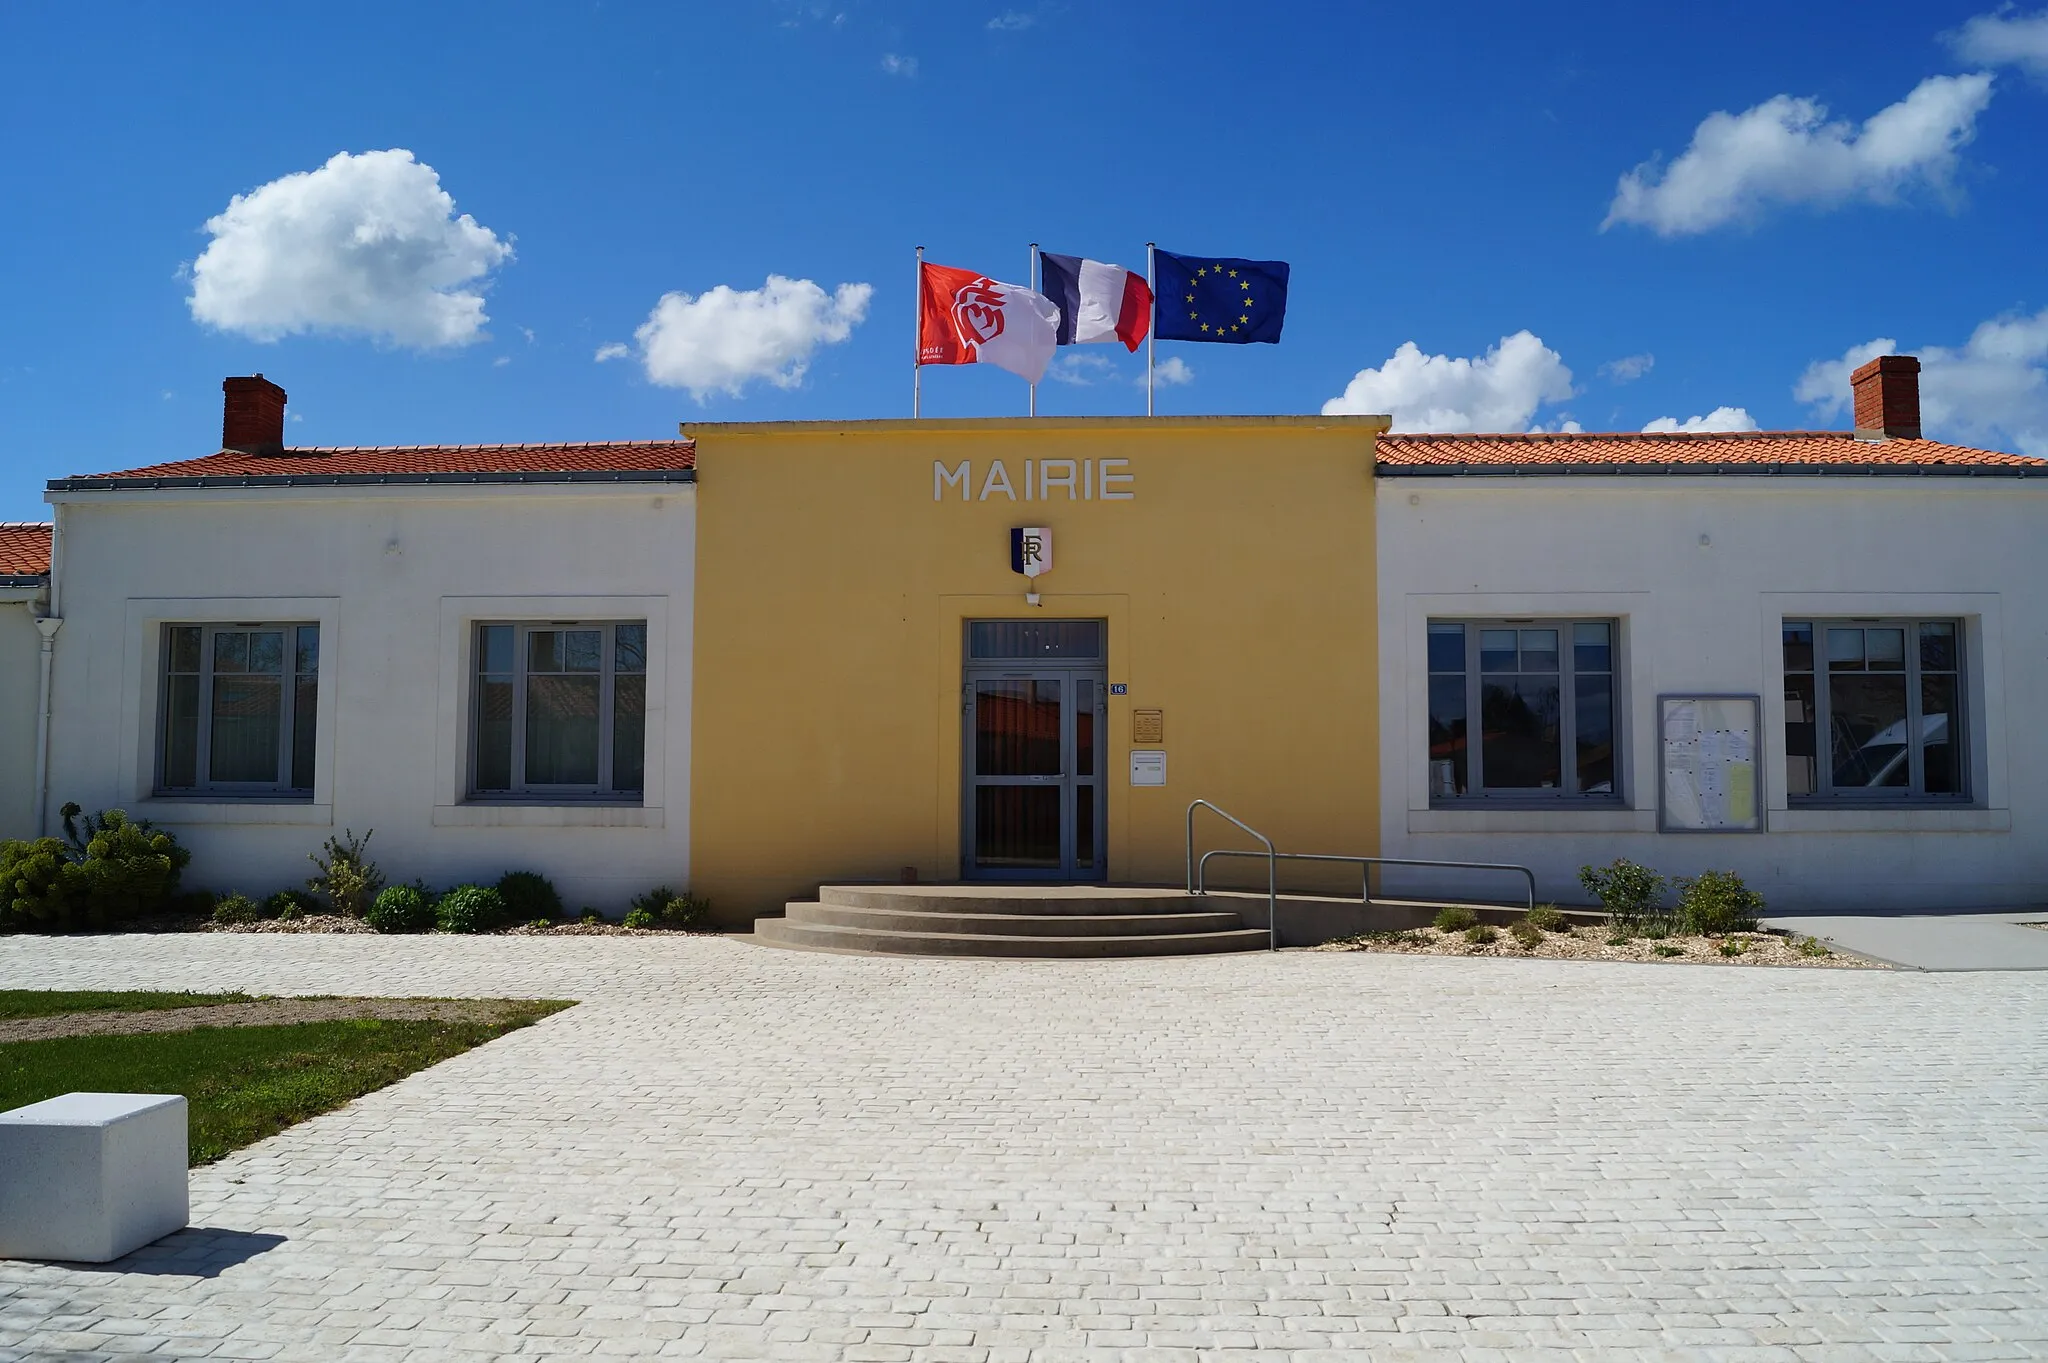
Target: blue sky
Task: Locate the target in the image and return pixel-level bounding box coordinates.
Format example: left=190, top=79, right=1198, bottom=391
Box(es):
left=2, top=0, right=2046, bottom=520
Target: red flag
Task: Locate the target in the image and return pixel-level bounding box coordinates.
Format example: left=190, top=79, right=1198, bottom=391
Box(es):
left=917, top=261, right=1060, bottom=383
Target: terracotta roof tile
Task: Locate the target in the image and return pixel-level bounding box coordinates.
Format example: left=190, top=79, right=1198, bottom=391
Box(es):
left=57, top=441, right=697, bottom=486
left=1374, top=430, right=2044, bottom=471
left=0, top=522, right=52, bottom=578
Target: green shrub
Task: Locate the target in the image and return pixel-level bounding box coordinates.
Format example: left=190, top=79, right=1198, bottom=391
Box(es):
left=1509, top=920, right=1543, bottom=949
left=210, top=893, right=262, bottom=926
left=1462, top=923, right=1498, bottom=945
left=307, top=830, right=382, bottom=918
left=1796, top=934, right=1832, bottom=958
left=1606, top=934, right=1632, bottom=947
left=628, top=885, right=711, bottom=930
left=264, top=889, right=317, bottom=921
left=1524, top=904, right=1567, bottom=932
left=0, top=806, right=193, bottom=933
left=367, top=884, right=435, bottom=934
left=622, top=907, right=656, bottom=929
left=496, top=871, right=563, bottom=924
left=1432, top=905, right=1479, bottom=933
left=435, top=885, right=506, bottom=934
left=1719, top=939, right=1747, bottom=957
left=1675, top=869, right=1764, bottom=936
left=1654, top=944, right=1684, bottom=957
left=0, top=838, right=78, bottom=931
left=1578, top=858, right=1668, bottom=935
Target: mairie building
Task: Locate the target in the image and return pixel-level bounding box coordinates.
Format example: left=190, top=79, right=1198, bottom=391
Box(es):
left=3, top=359, right=2044, bottom=944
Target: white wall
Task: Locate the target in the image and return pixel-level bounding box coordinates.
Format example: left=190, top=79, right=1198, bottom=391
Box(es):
left=0, top=591, right=44, bottom=841
left=44, top=485, right=695, bottom=912
left=1377, top=475, right=2048, bottom=913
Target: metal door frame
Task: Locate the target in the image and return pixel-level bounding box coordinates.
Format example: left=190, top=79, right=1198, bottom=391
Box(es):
left=960, top=646, right=1107, bottom=883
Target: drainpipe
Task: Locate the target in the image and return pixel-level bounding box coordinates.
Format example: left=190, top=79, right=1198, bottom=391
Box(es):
left=33, top=507, right=63, bottom=837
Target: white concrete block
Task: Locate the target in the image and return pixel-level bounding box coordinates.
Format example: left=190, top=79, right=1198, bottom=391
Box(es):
left=0, top=1092, right=189, bottom=1262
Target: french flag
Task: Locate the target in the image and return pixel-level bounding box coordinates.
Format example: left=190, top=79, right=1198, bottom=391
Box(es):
left=1040, top=253, right=1152, bottom=352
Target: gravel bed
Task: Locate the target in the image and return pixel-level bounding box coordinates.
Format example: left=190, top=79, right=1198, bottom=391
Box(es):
left=1313, top=924, right=1881, bottom=967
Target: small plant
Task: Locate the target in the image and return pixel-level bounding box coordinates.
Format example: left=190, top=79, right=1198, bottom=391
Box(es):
left=622, top=907, right=656, bottom=929
left=1796, top=934, right=1832, bottom=958
left=307, top=830, right=383, bottom=918
left=210, top=892, right=262, bottom=926
left=1719, top=937, right=1749, bottom=957
left=1578, top=858, right=1667, bottom=936
left=1643, top=923, right=1669, bottom=941
left=1462, top=923, right=1498, bottom=946
left=580, top=910, right=602, bottom=925
left=1509, top=920, right=1543, bottom=949
left=367, top=883, right=435, bottom=934
left=1654, top=944, right=1685, bottom=957
left=1524, top=904, right=1566, bottom=932
left=526, top=918, right=554, bottom=931
left=1606, top=934, right=1632, bottom=947
left=627, top=885, right=711, bottom=930
left=1675, top=869, right=1764, bottom=936
left=496, top=871, right=564, bottom=924
left=1432, top=905, right=1480, bottom=933
left=436, top=884, right=506, bottom=934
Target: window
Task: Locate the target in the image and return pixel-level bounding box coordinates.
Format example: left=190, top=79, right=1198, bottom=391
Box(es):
left=1784, top=620, right=1963, bottom=801
left=159, top=624, right=319, bottom=795
left=472, top=622, right=646, bottom=799
left=1427, top=620, right=1617, bottom=800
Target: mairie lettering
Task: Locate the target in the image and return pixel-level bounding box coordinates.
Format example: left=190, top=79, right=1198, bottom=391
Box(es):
left=933, top=459, right=1134, bottom=502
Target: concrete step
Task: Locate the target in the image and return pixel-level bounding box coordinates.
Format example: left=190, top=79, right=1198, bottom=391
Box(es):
left=753, top=917, right=1270, bottom=959
left=787, top=901, right=1249, bottom=938
left=816, top=885, right=1206, bottom=917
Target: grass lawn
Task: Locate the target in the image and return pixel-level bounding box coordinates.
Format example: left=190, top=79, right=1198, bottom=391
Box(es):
left=0, top=989, right=257, bottom=1021
left=0, top=1003, right=571, bottom=1164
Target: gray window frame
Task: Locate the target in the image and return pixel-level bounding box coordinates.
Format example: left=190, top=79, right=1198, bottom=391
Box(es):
left=156, top=621, right=318, bottom=798
left=469, top=620, right=646, bottom=802
left=1783, top=617, right=1967, bottom=805
left=1427, top=617, right=1623, bottom=804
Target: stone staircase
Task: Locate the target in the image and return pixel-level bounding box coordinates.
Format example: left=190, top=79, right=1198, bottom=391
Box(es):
left=752, top=885, right=1269, bottom=958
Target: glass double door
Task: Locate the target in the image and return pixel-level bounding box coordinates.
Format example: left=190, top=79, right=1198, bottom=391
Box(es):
left=963, top=667, right=1106, bottom=880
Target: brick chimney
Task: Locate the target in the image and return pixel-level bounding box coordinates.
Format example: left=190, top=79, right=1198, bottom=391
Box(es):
left=222, top=374, right=288, bottom=455
left=1850, top=354, right=1920, bottom=441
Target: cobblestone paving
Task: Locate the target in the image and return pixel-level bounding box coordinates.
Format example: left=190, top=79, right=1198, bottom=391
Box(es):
left=1, top=934, right=2045, bottom=1362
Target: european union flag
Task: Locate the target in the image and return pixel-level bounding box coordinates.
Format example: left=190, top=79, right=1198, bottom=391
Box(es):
left=1153, top=249, right=1289, bottom=344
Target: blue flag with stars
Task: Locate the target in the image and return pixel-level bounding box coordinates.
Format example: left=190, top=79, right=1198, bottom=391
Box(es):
left=1153, top=249, right=1289, bottom=344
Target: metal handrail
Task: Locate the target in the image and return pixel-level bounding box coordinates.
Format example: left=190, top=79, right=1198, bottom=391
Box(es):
left=1185, top=800, right=1277, bottom=951
left=1197, top=849, right=1537, bottom=917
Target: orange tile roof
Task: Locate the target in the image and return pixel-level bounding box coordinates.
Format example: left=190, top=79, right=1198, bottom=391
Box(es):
left=1375, top=431, right=2045, bottom=472
left=0, top=522, right=52, bottom=579
left=53, top=441, right=697, bottom=488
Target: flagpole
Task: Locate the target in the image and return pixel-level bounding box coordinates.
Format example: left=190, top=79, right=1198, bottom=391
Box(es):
left=913, top=246, right=924, bottom=419
left=1028, top=243, right=1039, bottom=417
left=1145, top=242, right=1156, bottom=417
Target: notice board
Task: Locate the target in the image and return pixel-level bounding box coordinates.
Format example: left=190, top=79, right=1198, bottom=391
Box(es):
left=1659, top=694, right=1762, bottom=833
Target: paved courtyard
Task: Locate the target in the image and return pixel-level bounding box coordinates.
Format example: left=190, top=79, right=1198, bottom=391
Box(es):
left=1, top=935, right=2045, bottom=1362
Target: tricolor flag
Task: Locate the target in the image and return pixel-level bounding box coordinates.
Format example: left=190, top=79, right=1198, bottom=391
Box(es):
left=918, top=261, right=1060, bottom=385
left=1039, top=253, right=1152, bottom=352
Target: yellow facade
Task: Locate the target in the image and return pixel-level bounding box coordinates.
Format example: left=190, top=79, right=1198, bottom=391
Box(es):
left=686, top=416, right=1388, bottom=921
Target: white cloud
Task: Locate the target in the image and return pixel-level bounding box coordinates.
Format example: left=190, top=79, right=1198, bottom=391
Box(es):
left=187, top=149, right=512, bottom=348
left=617, top=275, right=873, bottom=400
left=1797, top=310, right=2048, bottom=456
left=1600, top=353, right=1655, bottom=383
left=1047, top=353, right=1113, bottom=386
left=1528, top=418, right=1585, bottom=434
left=1323, top=331, right=1574, bottom=432
left=1948, top=7, right=2048, bottom=76
left=1641, top=406, right=1760, bottom=433
left=881, top=52, right=918, bottom=76
left=1152, top=356, right=1193, bottom=387
left=594, top=342, right=631, bottom=362
left=988, top=10, right=1035, bottom=29
left=1603, top=74, right=1995, bottom=236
